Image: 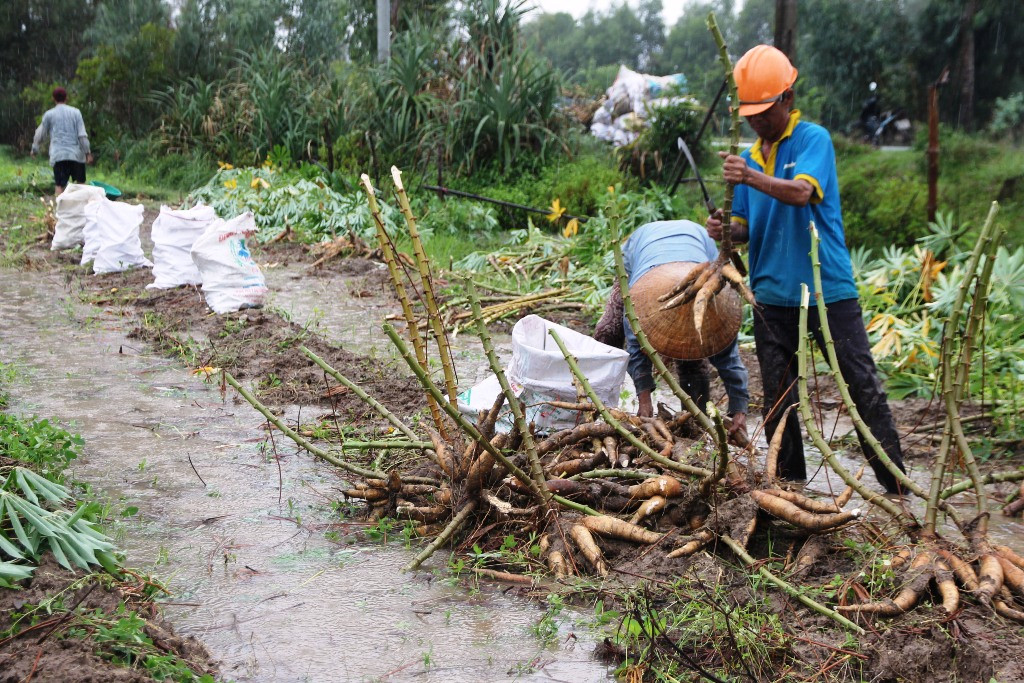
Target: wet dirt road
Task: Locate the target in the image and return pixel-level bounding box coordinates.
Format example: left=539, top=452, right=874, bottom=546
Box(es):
left=0, top=267, right=615, bottom=682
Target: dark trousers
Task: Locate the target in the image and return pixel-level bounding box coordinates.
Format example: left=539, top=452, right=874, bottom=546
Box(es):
left=674, top=359, right=711, bottom=413
left=753, top=299, right=906, bottom=493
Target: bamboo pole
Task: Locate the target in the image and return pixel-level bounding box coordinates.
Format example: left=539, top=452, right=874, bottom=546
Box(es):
left=547, top=328, right=712, bottom=478
left=391, top=166, right=459, bottom=407
left=796, top=286, right=919, bottom=530
left=360, top=174, right=445, bottom=434
left=719, top=535, right=865, bottom=635
left=224, top=372, right=385, bottom=480
left=610, top=212, right=714, bottom=434
left=464, top=278, right=549, bottom=500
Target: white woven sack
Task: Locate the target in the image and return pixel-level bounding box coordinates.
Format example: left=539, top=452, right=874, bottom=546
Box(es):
left=91, top=200, right=151, bottom=274
left=147, top=204, right=217, bottom=289
left=80, top=200, right=101, bottom=265
left=190, top=212, right=268, bottom=314
left=52, top=183, right=105, bottom=250
left=458, top=315, right=629, bottom=433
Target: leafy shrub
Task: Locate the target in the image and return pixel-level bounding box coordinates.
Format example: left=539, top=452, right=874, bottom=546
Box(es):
left=0, top=413, right=82, bottom=479
left=189, top=165, right=380, bottom=243
left=618, top=97, right=708, bottom=183
left=857, top=213, right=1024, bottom=415
left=988, top=93, right=1024, bottom=141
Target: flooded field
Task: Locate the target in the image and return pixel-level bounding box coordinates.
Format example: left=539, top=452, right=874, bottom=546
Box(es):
left=0, top=267, right=615, bottom=682
left=2, top=239, right=1021, bottom=683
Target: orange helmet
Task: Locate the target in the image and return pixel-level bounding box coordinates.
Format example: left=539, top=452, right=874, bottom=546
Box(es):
left=733, top=45, right=798, bottom=116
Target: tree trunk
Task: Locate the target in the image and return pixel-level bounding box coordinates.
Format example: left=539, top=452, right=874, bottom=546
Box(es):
left=774, top=0, right=798, bottom=62
left=376, top=0, right=391, bottom=63
left=957, top=0, right=977, bottom=131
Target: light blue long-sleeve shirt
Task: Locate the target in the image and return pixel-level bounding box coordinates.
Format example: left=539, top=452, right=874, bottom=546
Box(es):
left=32, top=104, right=91, bottom=166
left=622, top=220, right=750, bottom=415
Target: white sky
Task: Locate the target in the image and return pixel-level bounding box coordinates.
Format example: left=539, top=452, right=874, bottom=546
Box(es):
left=524, top=0, right=688, bottom=27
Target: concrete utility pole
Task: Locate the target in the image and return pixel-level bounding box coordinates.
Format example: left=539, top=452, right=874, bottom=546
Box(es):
left=377, top=0, right=391, bottom=63
left=774, top=0, right=797, bottom=61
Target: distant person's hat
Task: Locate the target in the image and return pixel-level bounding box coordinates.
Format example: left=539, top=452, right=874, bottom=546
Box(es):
left=630, top=262, right=742, bottom=360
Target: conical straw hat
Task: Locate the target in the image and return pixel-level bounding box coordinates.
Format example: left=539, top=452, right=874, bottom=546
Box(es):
left=630, top=262, right=742, bottom=360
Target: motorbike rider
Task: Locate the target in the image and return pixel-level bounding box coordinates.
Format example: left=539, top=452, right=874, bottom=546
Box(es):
left=859, top=82, right=881, bottom=141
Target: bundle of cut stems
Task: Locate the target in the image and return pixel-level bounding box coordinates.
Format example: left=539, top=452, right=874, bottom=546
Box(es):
left=222, top=172, right=1023, bottom=635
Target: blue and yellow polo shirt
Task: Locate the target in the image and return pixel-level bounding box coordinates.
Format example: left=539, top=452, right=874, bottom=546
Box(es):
left=732, top=110, right=858, bottom=306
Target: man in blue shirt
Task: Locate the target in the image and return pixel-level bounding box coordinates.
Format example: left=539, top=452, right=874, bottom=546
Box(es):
left=594, top=220, right=750, bottom=443
left=705, top=45, right=905, bottom=493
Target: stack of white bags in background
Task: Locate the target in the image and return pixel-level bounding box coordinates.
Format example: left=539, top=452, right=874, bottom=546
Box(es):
left=50, top=183, right=267, bottom=313
left=589, top=65, right=691, bottom=147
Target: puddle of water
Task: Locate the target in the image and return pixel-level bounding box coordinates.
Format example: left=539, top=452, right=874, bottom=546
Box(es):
left=0, top=268, right=615, bottom=683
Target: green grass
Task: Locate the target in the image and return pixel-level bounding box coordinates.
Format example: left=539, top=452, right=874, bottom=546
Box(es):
left=0, top=144, right=196, bottom=204
left=835, top=132, right=1024, bottom=251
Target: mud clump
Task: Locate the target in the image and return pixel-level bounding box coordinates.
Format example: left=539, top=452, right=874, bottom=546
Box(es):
left=0, top=557, right=215, bottom=683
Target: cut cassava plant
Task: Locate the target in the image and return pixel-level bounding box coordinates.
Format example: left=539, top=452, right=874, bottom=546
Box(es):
left=216, top=170, right=1024, bottom=683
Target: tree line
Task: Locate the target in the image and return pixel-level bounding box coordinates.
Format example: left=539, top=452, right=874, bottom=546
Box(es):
left=2, top=0, right=1021, bottom=182
left=526, top=0, right=1023, bottom=134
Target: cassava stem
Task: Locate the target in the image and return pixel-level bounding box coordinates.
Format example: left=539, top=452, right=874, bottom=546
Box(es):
left=301, top=346, right=421, bottom=442
left=224, top=372, right=384, bottom=480
left=705, top=12, right=740, bottom=257
left=360, top=174, right=444, bottom=433
left=547, top=328, right=711, bottom=478
left=465, top=278, right=549, bottom=500
left=927, top=202, right=1000, bottom=534
left=404, top=500, right=477, bottom=572
left=796, top=285, right=919, bottom=529
left=383, top=323, right=598, bottom=515
left=391, top=166, right=459, bottom=407
left=808, top=225, right=924, bottom=501
left=382, top=323, right=545, bottom=503
left=719, top=534, right=865, bottom=634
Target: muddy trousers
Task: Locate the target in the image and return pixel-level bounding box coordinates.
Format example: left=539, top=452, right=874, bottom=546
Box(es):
left=753, top=299, right=906, bottom=493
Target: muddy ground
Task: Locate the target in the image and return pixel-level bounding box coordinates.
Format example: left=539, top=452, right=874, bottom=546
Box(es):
left=0, top=556, right=215, bottom=683
left=4, top=207, right=1024, bottom=682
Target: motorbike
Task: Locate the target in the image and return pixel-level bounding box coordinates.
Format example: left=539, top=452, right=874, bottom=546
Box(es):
left=862, top=109, right=913, bottom=146
left=857, top=83, right=913, bottom=146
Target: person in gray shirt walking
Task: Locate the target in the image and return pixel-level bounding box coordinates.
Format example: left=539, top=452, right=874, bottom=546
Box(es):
left=30, top=87, right=93, bottom=195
